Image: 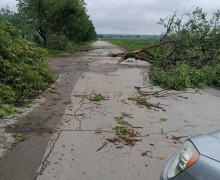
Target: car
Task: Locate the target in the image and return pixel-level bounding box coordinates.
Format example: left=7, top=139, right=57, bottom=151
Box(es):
left=160, top=130, right=220, bottom=180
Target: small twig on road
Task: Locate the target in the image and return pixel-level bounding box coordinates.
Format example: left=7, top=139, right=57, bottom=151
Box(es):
left=60, top=129, right=115, bottom=134
left=170, top=135, right=187, bottom=144
left=134, top=86, right=189, bottom=99
left=129, top=97, right=166, bottom=111
left=97, top=141, right=108, bottom=152
left=132, top=126, right=144, bottom=129
left=171, top=135, right=187, bottom=141
left=140, top=125, right=187, bottom=137
left=141, top=150, right=153, bottom=158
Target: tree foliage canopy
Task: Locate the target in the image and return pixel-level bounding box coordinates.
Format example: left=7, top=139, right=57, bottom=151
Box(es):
left=16, top=0, right=97, bottom=47
left=0, top=6, right=35, bottom=40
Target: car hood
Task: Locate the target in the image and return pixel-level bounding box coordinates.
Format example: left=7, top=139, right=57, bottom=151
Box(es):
left=190, top=130, right=220, bottom=163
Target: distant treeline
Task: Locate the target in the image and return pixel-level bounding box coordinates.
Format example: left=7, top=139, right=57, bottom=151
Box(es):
left=98, top=34, right=160, bottom=39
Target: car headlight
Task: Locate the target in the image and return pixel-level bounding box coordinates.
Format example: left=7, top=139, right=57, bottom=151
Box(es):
left=168, top=140, right=199, bottom=179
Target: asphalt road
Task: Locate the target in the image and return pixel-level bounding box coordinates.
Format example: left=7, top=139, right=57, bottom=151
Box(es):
left=0, top=41, right=220, bottom=180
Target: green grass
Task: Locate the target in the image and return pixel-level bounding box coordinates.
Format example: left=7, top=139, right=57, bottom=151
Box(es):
left=73, top=41, right=92, bottom=52
left=46, top=41, right=93, bottom=58
left=46, top=49, right=67, bottom=58
left=104, top=38, right=158, bottom=51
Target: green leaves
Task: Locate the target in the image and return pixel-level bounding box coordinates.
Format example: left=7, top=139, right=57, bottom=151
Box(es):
left=0, top=21, right=47, bottom=63
left=0, top=20, right=55, bottom=116
left=16, top=0, right=97, bottom=48
left=150, top=62, right=220, bottom=90
left=0, top=7, right=35, bottom=40
left=0, top=83, right=16, bottom=103
left=0, top=104, right=16, bottom=117
left=47, top=34, right=68, bottom=50
left=149, top=7, right=220, bottom=90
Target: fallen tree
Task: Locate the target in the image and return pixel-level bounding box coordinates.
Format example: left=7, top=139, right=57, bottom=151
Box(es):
left=110, top=8, right=220, bottom=90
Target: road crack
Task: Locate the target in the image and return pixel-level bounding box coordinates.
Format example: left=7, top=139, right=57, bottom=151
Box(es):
left=36, top=130, right=62, bottom=178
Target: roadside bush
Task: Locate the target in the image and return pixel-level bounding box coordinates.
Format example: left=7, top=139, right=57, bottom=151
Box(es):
left=0, top=104, right=16, bottom=117
left=0, top=20, right=55, bottom=116
left=66, top=41, right=76, bottom=53
left=0, top=83, right=16, bottom=103
left=46, top=34, right=68, bottom=50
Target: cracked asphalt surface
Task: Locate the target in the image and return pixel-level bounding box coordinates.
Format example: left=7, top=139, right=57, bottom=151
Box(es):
left=0, top=41, right=220, bottom=180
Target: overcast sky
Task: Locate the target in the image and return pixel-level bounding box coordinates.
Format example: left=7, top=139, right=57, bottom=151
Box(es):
left=1, top=0, right=220, bottom=35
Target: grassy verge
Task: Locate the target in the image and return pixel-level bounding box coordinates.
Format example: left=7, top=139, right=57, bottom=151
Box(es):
left=46, top=49, right=67, bottom=58
left=104, top=38, right=158, bottom=51
left=46, top=41, right=93, bottom=58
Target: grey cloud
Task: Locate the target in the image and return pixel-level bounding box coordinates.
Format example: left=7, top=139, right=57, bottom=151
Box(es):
left=1, top=0, right=220, bottom=34
left=0, top=0, right=17, bottom=11
left=85, top=0, right=220, bottom=34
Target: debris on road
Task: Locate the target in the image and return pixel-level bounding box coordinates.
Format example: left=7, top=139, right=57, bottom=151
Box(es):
left=96, top=141, right=108, bottom=152
left=134, top=86, right=188, bottom=99
left=170, top=135, right=187, bottom=144
left=107, top=136, right=142, bottom=147
left=114, top=116, right=132, bottom=127
left=121, top=112, right=133, bottom=118
left=141, top=150, right=153, bottom=158
left=104, top=115, right=143, bottom=149
left=89, top=94, right=108, bottom=102
left=129, top=96, right=166, bottom=111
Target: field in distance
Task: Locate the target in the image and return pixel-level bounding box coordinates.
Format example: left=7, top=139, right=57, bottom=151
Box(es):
left=104, top=38, right=158, bottom=51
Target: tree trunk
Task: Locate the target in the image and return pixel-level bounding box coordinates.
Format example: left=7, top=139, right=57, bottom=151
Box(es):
left=37, top=28, right=47, bottom=47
